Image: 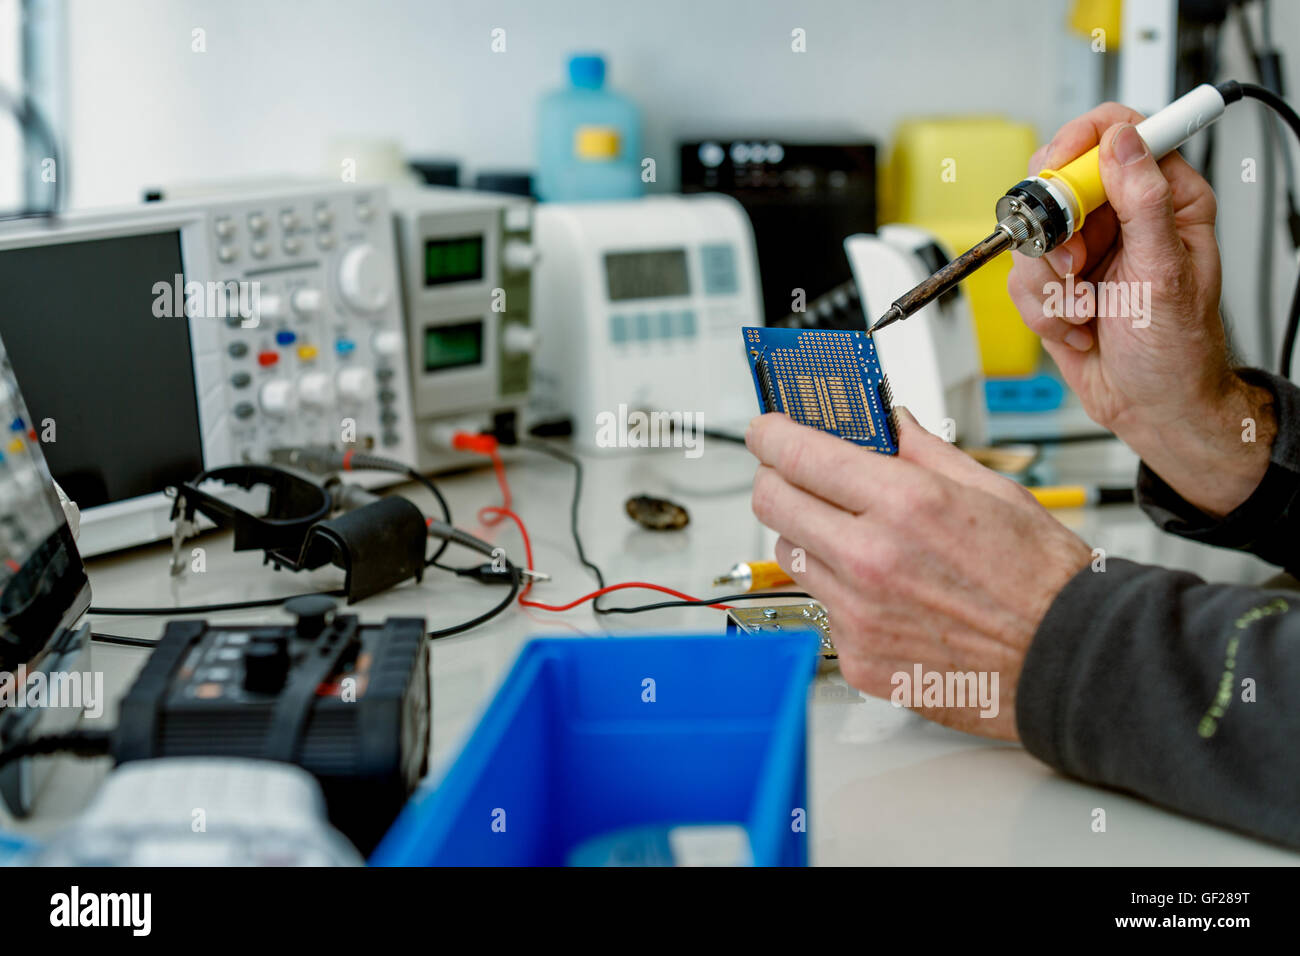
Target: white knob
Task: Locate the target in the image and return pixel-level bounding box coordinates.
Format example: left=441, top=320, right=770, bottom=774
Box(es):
left=502, top=322, right=537, bottom=355
left=259, top=379, right=298, bottom=416
left=502, top=239, right=537, bottom=272
left=256, top=293, right=286, bottom=323
left=336, top=366, right=375, bottom=403
left=291, top=288, right=324, bottom=317
left=337, top=244, right=391, bottom=314
left=372, top=329, right=403, bottom=357
left=298, top=372, right=335, bottom=409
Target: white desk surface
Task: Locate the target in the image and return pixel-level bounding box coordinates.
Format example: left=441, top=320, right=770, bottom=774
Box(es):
left=5, top=433, right=1297, bottom=864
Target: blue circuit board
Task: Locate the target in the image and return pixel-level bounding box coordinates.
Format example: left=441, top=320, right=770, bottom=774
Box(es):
left=742, top=326, right=899, bottom=455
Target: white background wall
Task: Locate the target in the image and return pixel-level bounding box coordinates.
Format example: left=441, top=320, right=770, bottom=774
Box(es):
left=0, top=0, right=25, bottom=209
left=61, top=0, right=1098, bottom=204
left=44, top=0, right=1300, bottom=371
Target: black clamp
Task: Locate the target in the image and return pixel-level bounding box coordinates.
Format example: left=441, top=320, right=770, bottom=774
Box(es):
left=171, top=465, right=426, bottom=603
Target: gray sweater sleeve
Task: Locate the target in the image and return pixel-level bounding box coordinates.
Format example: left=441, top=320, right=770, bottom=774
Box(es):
left=1136, top=368, right=1300, bottom=573
left=1017, top=367, right=1300, bottom=847
left=1017, top=559, right=1300, bottom=848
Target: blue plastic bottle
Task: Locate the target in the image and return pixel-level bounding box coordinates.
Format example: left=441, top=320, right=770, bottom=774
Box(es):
left=537, top=54, right=644, bottom=202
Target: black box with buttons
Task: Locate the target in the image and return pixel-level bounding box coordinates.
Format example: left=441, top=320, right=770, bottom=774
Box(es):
left=112, top=596, right=429, bottom=853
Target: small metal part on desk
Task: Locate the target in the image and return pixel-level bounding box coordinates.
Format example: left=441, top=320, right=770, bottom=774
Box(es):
left=625, top=494, right=690, bottom=531
left=725, top=601, right=836, bottom=659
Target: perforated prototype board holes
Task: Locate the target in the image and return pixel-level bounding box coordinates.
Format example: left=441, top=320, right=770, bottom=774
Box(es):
left=742, top=327, right=899, bottom=455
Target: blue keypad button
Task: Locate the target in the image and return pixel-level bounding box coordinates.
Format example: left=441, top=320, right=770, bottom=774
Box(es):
left=275, top=330, right=297, bottom=346
left=700, top=243, right=738, bottom=295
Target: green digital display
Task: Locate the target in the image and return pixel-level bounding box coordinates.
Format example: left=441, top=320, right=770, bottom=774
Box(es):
left=424, top=235, right=484, bottom=286
left=424, top=321, right=484, bottom=373
left=604, top=248, right=690, bottom=301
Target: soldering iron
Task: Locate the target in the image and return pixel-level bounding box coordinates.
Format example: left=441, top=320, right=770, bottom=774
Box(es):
left=868, top=80, right=1300, bottom=350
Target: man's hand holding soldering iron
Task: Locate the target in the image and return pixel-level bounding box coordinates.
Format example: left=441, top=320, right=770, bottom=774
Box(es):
left=749, top=101, right=1300, bottom=849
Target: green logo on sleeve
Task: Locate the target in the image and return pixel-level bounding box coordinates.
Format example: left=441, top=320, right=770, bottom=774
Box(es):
left=1197, top=597, right=1288, bottom=739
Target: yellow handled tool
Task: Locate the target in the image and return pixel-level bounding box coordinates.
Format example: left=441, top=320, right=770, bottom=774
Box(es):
left=713, top=560, right=794, bottom=592
left=868, top=83, right=1235, bottom=334
left=1027, top=485, right=1134, bottom=510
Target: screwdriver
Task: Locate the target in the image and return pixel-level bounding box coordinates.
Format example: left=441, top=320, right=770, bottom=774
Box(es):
left=1027, top=484, right=1134, bottom=509
left=713, top=560, right=793, bottom=592
left=867, top=82, right=1239, bottom=335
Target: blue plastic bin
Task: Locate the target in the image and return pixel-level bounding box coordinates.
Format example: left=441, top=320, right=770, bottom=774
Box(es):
left=371, top=633, right=820, bottom=866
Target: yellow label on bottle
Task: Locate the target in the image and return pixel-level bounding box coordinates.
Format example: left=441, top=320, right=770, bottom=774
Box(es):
left=574, top=126, right=621, bottom=160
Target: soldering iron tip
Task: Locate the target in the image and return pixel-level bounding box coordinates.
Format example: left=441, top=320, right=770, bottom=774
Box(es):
left=867, top=306, right=902, bottom=335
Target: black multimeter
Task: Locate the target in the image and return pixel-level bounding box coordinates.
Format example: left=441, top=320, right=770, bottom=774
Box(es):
left=112, top=597, right=430, bottom=853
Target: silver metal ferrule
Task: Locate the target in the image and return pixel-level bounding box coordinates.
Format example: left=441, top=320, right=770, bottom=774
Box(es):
left=994, top=196, right=1049, bottom=256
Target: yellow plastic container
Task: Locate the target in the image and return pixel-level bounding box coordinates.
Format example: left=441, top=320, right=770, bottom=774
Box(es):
left=883, top=116, right=1041, bottom=376
left=1069, top=0, right=1122, bottom=47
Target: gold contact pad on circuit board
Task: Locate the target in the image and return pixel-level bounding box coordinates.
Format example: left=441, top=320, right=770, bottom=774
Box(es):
left=772, top=339, right=878, bottom=439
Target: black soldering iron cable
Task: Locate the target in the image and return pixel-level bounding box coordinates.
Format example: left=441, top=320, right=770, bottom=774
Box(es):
left=1236, top=4, right=1285, bottom=363
left=1220, top=82, right=1300, bottom=377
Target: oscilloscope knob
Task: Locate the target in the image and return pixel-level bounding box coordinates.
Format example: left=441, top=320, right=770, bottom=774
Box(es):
left=257, top=293, right=287, bottom=323
left=502, top=322, right=537, bottom=356
left=298, top=371, right=335, bottom=409
left=337, top=244, right=391, bottom=315
left=258, top=378, right=298, bottom=416
left=336, top=366, right=375, bottom=404
left=291, top=287, right=324, bottom=317
left=502, top=239, right=537, bottom=272
left=371, top=330, right=403, bottom=357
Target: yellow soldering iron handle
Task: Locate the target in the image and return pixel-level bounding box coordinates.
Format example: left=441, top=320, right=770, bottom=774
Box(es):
left=1039, top=146, right=1107, bottom=230
left=1037, top=83, right=1230, bottom=232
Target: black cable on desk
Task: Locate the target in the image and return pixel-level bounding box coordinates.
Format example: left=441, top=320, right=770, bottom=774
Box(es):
left=517, top=441, right=809, bottom=616
left=89, top=589, right=347, bottom=616
left=427, top=563, right=522, bottom=639
left=519, top=439, right=608, bottom=606
left=90, top=632, right=158, bottom=649
left=600, top=590, right=812, bottom=615
left=0, top=729, right=111, bottom=769
left=404, top=467, right=454, bottom=563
